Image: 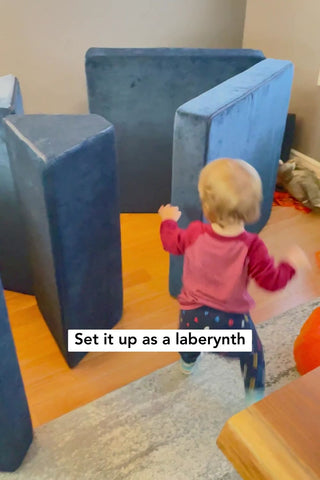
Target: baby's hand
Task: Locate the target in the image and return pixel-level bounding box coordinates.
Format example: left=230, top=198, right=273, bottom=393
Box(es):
left=285, top=245, right=311, bottom=271
left=158, top=204, right=182, bottom=222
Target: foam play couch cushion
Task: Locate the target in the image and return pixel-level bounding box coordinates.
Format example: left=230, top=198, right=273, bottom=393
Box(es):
left=85, top=48, right=265, bottom=212
left=169, top=59, right=294, bottom=296
left=0, top=277, right=33, bottom=471
left=4, top=114, right=123, bottom=367
left=0, top=74, right=33, bottom=294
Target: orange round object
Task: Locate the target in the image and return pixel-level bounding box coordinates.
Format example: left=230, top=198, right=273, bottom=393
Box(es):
left=294, top=307, right=320, bottom=375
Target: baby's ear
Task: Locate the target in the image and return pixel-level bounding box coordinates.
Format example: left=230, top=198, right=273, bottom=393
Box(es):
left=202, top=200, right=208, bottom=214
left=202, top=201, right=210, bottom=220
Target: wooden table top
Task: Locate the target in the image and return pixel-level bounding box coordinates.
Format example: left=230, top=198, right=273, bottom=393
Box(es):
left=217, top=367, right=320, bottom=480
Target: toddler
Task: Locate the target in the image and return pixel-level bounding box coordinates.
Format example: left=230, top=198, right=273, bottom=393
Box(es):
left=159, top=158, right=309, bottom=405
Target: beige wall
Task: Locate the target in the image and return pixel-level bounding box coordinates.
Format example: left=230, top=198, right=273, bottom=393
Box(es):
left=243, top=0, right=320, bottom=160
left=1, top=0, right=246, bottom=115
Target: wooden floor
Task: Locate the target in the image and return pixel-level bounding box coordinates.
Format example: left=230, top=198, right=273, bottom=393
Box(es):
left=5, top=207, right=320, bottom=428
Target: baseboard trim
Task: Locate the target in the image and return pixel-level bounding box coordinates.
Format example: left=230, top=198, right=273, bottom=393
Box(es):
left=291, top=149, right=320, bottom=178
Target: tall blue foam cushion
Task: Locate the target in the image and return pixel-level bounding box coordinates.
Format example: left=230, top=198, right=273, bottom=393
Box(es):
left=86, top=48, right=265, bottom=212
left=4, top=115, right=123, bottom=367
left=0, top=75, right=33, bottom=294
left=170, top=59, right=294, bottom=296
left=0, top=277, right=33, bottom=471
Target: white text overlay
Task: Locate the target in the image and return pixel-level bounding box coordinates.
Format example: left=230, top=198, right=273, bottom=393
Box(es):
left=68, top=329, right=252, bottom=352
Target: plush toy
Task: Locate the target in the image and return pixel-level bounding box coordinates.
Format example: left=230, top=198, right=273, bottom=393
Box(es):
left=294, top=307, right=320, bottom=375
left=277, top=158, right=320, bottom=210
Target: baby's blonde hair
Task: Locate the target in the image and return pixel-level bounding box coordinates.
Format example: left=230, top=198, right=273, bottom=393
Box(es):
left=198, top=158, right=262, bottom=226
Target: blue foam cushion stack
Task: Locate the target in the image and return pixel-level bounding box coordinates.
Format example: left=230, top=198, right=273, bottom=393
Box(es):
left=0, top=74, right=33, bottom=293
left=0, top=277, right=33, bottom=471
left=169, top=59, right=294, bottom=296
left=4, top=114, right=123, bottom=367
left=86, top=48, right=265, bottom=212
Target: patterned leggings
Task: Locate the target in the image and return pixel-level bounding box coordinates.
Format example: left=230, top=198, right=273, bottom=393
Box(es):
left=179, top=306, right=265, bottom=393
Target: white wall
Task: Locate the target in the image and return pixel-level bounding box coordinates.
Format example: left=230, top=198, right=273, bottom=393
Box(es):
left=243, top=0, right=320, bottom=160
left=0, top=0, right=246, bottom=114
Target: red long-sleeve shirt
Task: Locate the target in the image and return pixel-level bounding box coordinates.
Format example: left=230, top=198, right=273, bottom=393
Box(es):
left=160, top=220, right=296, bottom=313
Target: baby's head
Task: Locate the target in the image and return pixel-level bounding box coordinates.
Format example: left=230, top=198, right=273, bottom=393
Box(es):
left=198, top=158, right=262, bottom=227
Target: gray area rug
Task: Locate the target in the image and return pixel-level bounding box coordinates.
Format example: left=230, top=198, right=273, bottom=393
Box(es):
left=2, top=298, right=320, bottom=480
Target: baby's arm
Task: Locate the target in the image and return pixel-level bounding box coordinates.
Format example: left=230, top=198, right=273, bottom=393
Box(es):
left=248, top=236, right=301, bottom=291
left=158, top=204, right=187, bottom=255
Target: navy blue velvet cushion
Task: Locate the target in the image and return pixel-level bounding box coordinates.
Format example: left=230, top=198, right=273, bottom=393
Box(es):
left=0, top=75, right=33, bottom=294
left=4, top=115, right=123, bottom=367
left=86, top=48, right=265, bottom=212
left=169, top=59, right=294, bottom=296
left=0, top=277, right=33, bottom=471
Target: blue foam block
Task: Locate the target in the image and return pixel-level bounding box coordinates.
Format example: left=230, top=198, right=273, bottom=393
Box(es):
left=0, top=75, right=33, bottom=293
left=4, top=114, right=123, bottom=367
left=0, top=277, right=33, bottom=471
left=86, top=48, right=264, bottom=212
left=169, top=59, right=294, bottom=296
